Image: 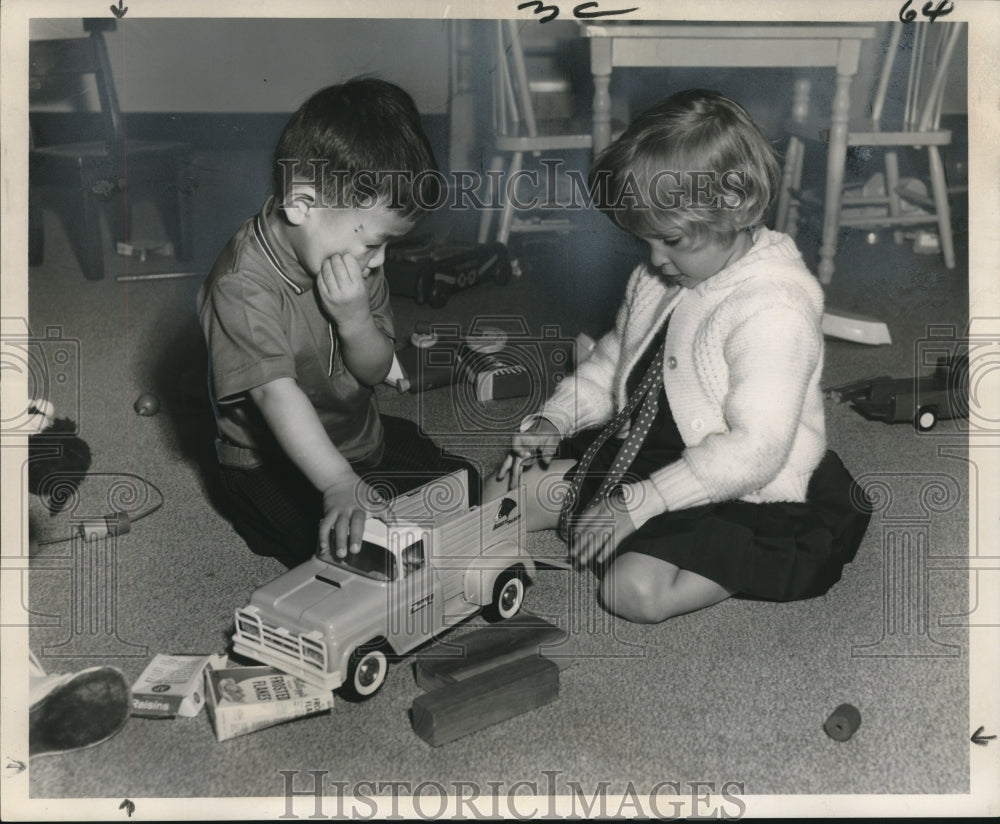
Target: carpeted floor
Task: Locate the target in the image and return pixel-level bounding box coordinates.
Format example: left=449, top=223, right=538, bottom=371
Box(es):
left=17, top=132, right=980, bottom=816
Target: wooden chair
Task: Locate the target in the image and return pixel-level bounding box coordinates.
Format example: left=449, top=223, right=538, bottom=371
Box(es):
left=29, top=19, right=194, bottom=280
left=477, top=20, right=594, bottom=249
left=775, top=22, right=963, bottom=282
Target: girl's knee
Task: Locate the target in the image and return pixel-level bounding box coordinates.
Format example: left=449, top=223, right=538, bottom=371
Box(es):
left=600, top=553, right=734, bottom=622
left=599, top=556, right=678, bottom=624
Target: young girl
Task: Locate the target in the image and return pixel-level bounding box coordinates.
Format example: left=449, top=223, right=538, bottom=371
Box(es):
left=489, top=89, right=870, bottom=623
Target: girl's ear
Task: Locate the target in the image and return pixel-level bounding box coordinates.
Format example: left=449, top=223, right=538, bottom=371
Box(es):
left=280, top=184, right=318, bottom=226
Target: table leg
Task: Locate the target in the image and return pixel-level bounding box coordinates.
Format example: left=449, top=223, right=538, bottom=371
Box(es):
left=819, top=68, right=855, bottom=285
left=590, top=39, right=613, bottom=156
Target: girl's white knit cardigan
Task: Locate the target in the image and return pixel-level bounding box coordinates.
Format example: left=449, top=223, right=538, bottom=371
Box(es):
left=535, top=228, right=828, bottom=529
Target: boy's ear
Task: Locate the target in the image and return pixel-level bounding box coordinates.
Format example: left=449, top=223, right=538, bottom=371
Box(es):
left=280, top=184, right=318, bottom=226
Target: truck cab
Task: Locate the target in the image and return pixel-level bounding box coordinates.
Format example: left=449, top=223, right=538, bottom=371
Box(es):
left=232, top=470, right=534, bottom=698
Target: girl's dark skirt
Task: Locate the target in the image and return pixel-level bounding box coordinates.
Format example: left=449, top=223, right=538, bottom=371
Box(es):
left=561, top=407, right=871, bottom=603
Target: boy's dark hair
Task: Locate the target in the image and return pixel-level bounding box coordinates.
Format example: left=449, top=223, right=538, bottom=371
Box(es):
left=272, top=78, right=439, bottom=218
left=589, top=89, right=781, bottom=242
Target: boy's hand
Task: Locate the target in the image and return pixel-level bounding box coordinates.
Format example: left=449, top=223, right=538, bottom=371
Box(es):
left=317, top=474, right=389, bottom=562
left=496, top=417, right=561, bottom=490
left=317, top=253, right=371, bottom=331
left=568, top=489, right=635, bottom=568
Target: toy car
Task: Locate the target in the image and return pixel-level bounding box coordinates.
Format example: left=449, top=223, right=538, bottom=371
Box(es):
left=825, top=353, right=969, bottom=431
left=232, top=470, right=535, bottom=699
left=384, top=239, right=513, bottom=308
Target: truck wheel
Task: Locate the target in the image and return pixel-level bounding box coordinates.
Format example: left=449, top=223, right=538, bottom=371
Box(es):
left=344, top=646, right=388, bottom=700
left=486, top=570, right=525, bottom=622
left=915, top=406, right=938, bottom=432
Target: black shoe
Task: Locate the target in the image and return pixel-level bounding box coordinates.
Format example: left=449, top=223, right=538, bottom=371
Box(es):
left=29, top=666, right=130, bottom=758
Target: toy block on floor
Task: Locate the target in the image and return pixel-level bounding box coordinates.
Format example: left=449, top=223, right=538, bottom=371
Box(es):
left=413, top=613, right=569, bottom=691
left=410, top=654, right=559, bottom=747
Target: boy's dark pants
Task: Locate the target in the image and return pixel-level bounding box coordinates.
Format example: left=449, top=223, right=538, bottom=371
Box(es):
left=218, top=416, right=480, bottom=567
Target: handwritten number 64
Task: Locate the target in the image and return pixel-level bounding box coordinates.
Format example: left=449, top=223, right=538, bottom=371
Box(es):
left=899, top=0, right=955, bottom=23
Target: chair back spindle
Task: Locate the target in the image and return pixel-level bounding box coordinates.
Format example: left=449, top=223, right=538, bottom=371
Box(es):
left=869, top=22, right=960, bottom=136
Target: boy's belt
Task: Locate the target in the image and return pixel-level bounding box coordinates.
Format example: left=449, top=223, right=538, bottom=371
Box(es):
left=215, top=438, right=263, bottom=469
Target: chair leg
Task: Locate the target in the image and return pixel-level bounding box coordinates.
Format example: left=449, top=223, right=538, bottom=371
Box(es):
left=477, top=154, right=505, bottom=245
left=165, top=155, right=195, bottom=261
left=927, top=145, right=955, bottom=269
left=776, top=135, right=803, bottom=236
left=884, top=150, right=904, bottom=245
left=496, top=151, right=525, bottom=247
left=71, top=189, right=106, bottom=281
left=777, top=77, right=811, bottom=238
left=108, top=189, right=131, bottom=253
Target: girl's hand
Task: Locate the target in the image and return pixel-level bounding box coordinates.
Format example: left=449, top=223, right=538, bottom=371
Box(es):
left=497, top=417, right=561, bottom=489
left=568, top=489, right=635, bottom=568
left=317, top=253, right=371, bottom=331
left=317, top=474, right=389, bottom=562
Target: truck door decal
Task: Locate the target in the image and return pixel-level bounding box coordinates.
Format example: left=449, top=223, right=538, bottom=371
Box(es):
left=493, top=497, right=519, bottom=529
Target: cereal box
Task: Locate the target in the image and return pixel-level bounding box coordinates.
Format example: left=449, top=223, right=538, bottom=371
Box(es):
left=204, top=662, right=334, bottom=741
left=131, top=653, right=221, bottom=718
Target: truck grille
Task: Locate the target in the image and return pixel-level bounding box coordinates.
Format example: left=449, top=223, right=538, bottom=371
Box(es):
left=234, top=606, right=327, bottom=674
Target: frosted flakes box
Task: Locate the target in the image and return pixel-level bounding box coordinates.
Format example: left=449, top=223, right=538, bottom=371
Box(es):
left=204, top=662, right=334, bottom=742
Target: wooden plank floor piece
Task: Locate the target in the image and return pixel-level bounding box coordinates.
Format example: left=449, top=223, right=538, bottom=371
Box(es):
left=413, top=613, right=569, bottom=691
left=410, top=654, right=559, bottom=747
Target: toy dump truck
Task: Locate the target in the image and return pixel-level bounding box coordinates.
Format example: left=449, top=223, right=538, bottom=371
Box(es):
left=232, top=470, right=534, bottom=699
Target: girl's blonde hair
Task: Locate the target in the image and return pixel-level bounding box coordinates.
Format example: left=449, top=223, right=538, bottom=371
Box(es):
left=589, top=89, right=781, bottom=242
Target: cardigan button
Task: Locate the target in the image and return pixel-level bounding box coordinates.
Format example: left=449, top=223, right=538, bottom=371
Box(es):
left=691, top=418, right=704, bottom=431
left=666, top=356, right=677, bottom=369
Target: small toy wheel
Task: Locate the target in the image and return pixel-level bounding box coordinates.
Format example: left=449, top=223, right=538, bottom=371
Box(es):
left=427, top=280, right=450, bottom=308
left=915, top=406, right=938, bottom=432
left=485, top=569, right=525, bottom=622
left=343, top=645, right=388, bottom=700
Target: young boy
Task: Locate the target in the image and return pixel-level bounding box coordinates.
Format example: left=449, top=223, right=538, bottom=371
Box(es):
left=198, top=78, right=476, bottom=567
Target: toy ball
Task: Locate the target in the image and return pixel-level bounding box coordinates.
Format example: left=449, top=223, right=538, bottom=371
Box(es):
left=133, top=393, right=160, bottom=416
left=824, top=703, right=862, bottom=741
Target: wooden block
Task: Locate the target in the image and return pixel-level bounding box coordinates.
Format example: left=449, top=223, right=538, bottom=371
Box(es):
left=410, top=654, right=559, bottom=747
left=413, top=614, right=568, bottom=691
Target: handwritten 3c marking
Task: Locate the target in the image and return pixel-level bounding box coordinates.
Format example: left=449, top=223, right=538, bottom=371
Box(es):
left=517, top=0, right=640, bottom=24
